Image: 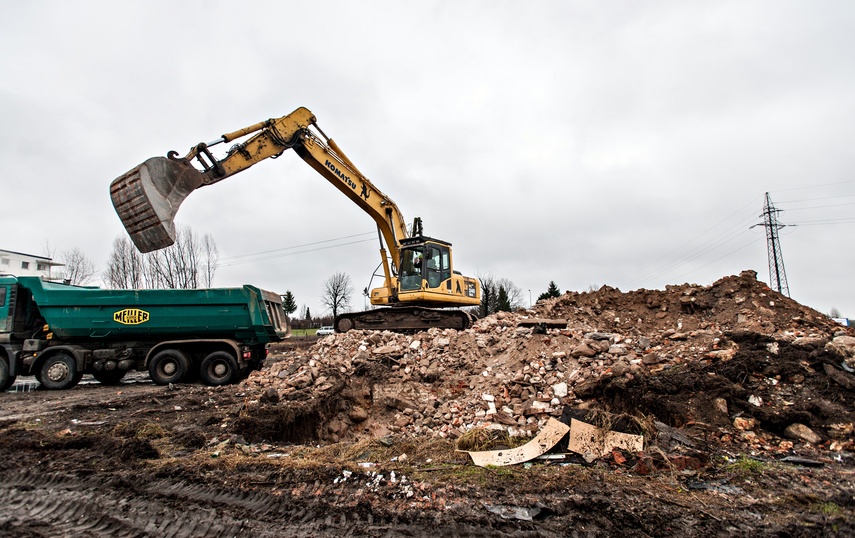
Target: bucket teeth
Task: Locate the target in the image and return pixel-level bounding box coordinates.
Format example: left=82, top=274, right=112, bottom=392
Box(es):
left=110, top=157, right=205, bottom=253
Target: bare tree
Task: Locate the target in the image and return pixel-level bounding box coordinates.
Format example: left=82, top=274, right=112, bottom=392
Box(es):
left=58, top=247, right=96, bottom=285
left=478, top=273, right=525, bottom=316
left=321, top=272, right=353, bottom=319
left=496, top=277, right=525, bottom=310
left=104, top=226, right=218, bottom=289
left=200, top=233, right=219, bottom=287
left=146, top=226, right=223, bottom=289
left=103, top=237, right=146, bottom=288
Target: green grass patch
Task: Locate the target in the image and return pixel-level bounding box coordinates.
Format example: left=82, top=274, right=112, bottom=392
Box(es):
left=812, top=501, right=842, bottom=516
left=725, top=455, right=770, bottom=475
left=289, top=329, right=314, bottom=337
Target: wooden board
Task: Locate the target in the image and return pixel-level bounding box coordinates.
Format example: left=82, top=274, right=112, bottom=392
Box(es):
left=567, top=418, right=644, bottom=458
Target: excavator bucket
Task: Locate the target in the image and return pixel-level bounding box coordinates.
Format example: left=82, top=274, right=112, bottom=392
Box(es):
left=109, top=157, right=206, bottom=253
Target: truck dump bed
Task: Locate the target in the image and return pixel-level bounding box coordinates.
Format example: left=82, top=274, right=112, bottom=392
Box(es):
left=15, top=277, right=288, bottom=343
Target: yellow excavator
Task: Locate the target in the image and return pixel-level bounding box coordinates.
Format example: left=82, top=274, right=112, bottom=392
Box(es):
left=109, top=107, right=480, bottom=332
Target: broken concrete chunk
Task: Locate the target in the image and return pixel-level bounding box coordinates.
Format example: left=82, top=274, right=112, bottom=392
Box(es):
left=517, top=318, right=568, bottom=329
left=823, top=363, right=855, bottom=390
left=372, top=345, right=401, bottom=355
left=571, top=343, right=597, bottom=358
left=784, top=423, right=822, bottom=444
left=552, top=382, right=568, bottom=398
left=733, top=417, right=757, bottom=431
left=348, top=406, right=369, bottom=422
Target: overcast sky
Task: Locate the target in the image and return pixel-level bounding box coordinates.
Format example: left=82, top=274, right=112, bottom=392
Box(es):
left=2, top=1, right=853, bottom=319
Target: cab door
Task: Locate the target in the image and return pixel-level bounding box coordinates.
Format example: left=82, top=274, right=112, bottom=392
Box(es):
left=0, top=283, right=10, bottom=332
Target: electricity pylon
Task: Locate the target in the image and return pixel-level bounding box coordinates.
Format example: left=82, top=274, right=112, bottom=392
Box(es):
left=751, top=192, right=790, bottom=297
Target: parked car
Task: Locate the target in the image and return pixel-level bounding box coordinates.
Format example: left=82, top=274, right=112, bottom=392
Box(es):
left=316, top=326, right=335, bottom=336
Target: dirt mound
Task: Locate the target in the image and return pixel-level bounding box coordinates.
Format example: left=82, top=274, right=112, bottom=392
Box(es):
left=239, top=271, right=855, bottom=465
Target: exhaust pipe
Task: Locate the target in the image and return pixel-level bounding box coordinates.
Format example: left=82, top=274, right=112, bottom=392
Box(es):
left=109, top=157, right=206, bottom=253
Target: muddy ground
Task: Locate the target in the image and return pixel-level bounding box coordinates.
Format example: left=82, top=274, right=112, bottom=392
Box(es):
left=1, top=272, right=854, bottom=537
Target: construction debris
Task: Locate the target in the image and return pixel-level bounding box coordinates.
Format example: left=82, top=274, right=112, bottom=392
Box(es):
left=240, top=270, right=854, bottom=468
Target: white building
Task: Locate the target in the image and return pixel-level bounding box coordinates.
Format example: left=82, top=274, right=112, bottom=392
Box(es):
left=0, top=249, right=62, bottom=279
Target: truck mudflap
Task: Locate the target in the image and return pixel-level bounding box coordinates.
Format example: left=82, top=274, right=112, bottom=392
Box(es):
left=109, top=156, right=206, bottom=253
left=334, top=307, right=475, bottom=333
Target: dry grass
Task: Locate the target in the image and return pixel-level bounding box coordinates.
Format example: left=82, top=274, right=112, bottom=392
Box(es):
left=111, top=421, right=168, bottom=439
left=455, top=427, right=530, bottom=452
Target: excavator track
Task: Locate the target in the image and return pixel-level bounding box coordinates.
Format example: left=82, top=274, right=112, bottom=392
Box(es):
left=334, top=307, right=476, bottom=333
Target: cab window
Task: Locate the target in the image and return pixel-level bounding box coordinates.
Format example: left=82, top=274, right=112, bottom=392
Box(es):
left=424, top=245, right=450, bottom=288
left=399, top=247, right=423, bottom=291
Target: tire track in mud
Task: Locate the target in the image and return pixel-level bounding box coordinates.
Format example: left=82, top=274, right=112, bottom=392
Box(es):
left=0, top=471, right=535, bottom=537
left=0, top=471, right=248, bottom=537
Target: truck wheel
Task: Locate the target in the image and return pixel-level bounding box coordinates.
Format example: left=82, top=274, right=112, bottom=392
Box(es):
left=199, top=351, right=238, bottom=386
left=37, top=353, right=82, bottom=390
left=148, top=350, right=189, bottom=385
left=92, top=369, right=127, bottom=385
left=0, top=359, right=16, bottom=391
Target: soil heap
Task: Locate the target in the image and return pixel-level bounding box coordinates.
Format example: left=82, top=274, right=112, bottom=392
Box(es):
left=239, top=270, right=855, bottom=464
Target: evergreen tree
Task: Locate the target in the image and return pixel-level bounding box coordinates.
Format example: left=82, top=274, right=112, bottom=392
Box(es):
left=497, top=286, right=512, bottom=312
left=480, top=280, right=494, bottom=317
left=304, top=306, right=311, bottom=320
left=538, top=281, right=561, bottom=301
left=281, top=291, right=298, bottom=315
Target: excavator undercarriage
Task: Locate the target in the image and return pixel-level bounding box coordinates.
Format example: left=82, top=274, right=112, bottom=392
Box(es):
left=335, top=306, right=476, bottom=333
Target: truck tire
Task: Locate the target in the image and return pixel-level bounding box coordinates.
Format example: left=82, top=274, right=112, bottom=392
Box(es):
left=0, top=359, right=16, bottom=391
left=92, top=369, right=127, bottom=385
left=199, top=351, right=238, bottom=386
left=148, top=349, right=189, bottom=385
left=37, top=353, right=82, bottom=390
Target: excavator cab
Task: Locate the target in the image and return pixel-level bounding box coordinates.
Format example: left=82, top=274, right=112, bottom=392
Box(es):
left=398, top=241, right=451, bottom=292
left=390, top=235, right=478, bottom=307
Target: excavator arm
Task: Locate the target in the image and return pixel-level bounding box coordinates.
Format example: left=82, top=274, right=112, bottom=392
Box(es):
left=111, top=107, right=407, bottom=263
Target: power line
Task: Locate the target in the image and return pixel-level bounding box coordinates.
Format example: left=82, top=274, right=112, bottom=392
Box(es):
left=777, top=201, right=855, bottom=211
left=788, top=218, right=855, bottom=226
left=664, top=235, right=764, bottom=284
left=627, top=195, right=762, bottom=289
left=220, top=239, right=376, bottom=267
left=219, top=231, right=375, bottom=263
left=219, top=235, right=376, bottom=267
left=772, top=180, right=855, bottom=193
left=775, top=193, right=855, bottom=204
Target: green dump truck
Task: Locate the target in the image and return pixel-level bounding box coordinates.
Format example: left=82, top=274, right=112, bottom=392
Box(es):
left=0, top=276, right=289, bottom=390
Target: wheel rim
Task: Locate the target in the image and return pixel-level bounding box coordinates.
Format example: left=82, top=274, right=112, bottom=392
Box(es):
left=161, top=361, right=177, bottom=376
left=47, top=361, right=70, bottom=382
left=212, top=362, right=228, bottom=378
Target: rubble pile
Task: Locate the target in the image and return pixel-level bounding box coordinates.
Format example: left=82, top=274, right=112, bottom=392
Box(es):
left=240, top=270, right=855, bottom=459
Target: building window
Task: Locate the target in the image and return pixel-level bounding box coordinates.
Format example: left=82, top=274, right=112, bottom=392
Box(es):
left=1, top=258, right=9, bottom=265
left=21, top=261, right=29, bottom=270
left=37, top=262, right=48, bottom=271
